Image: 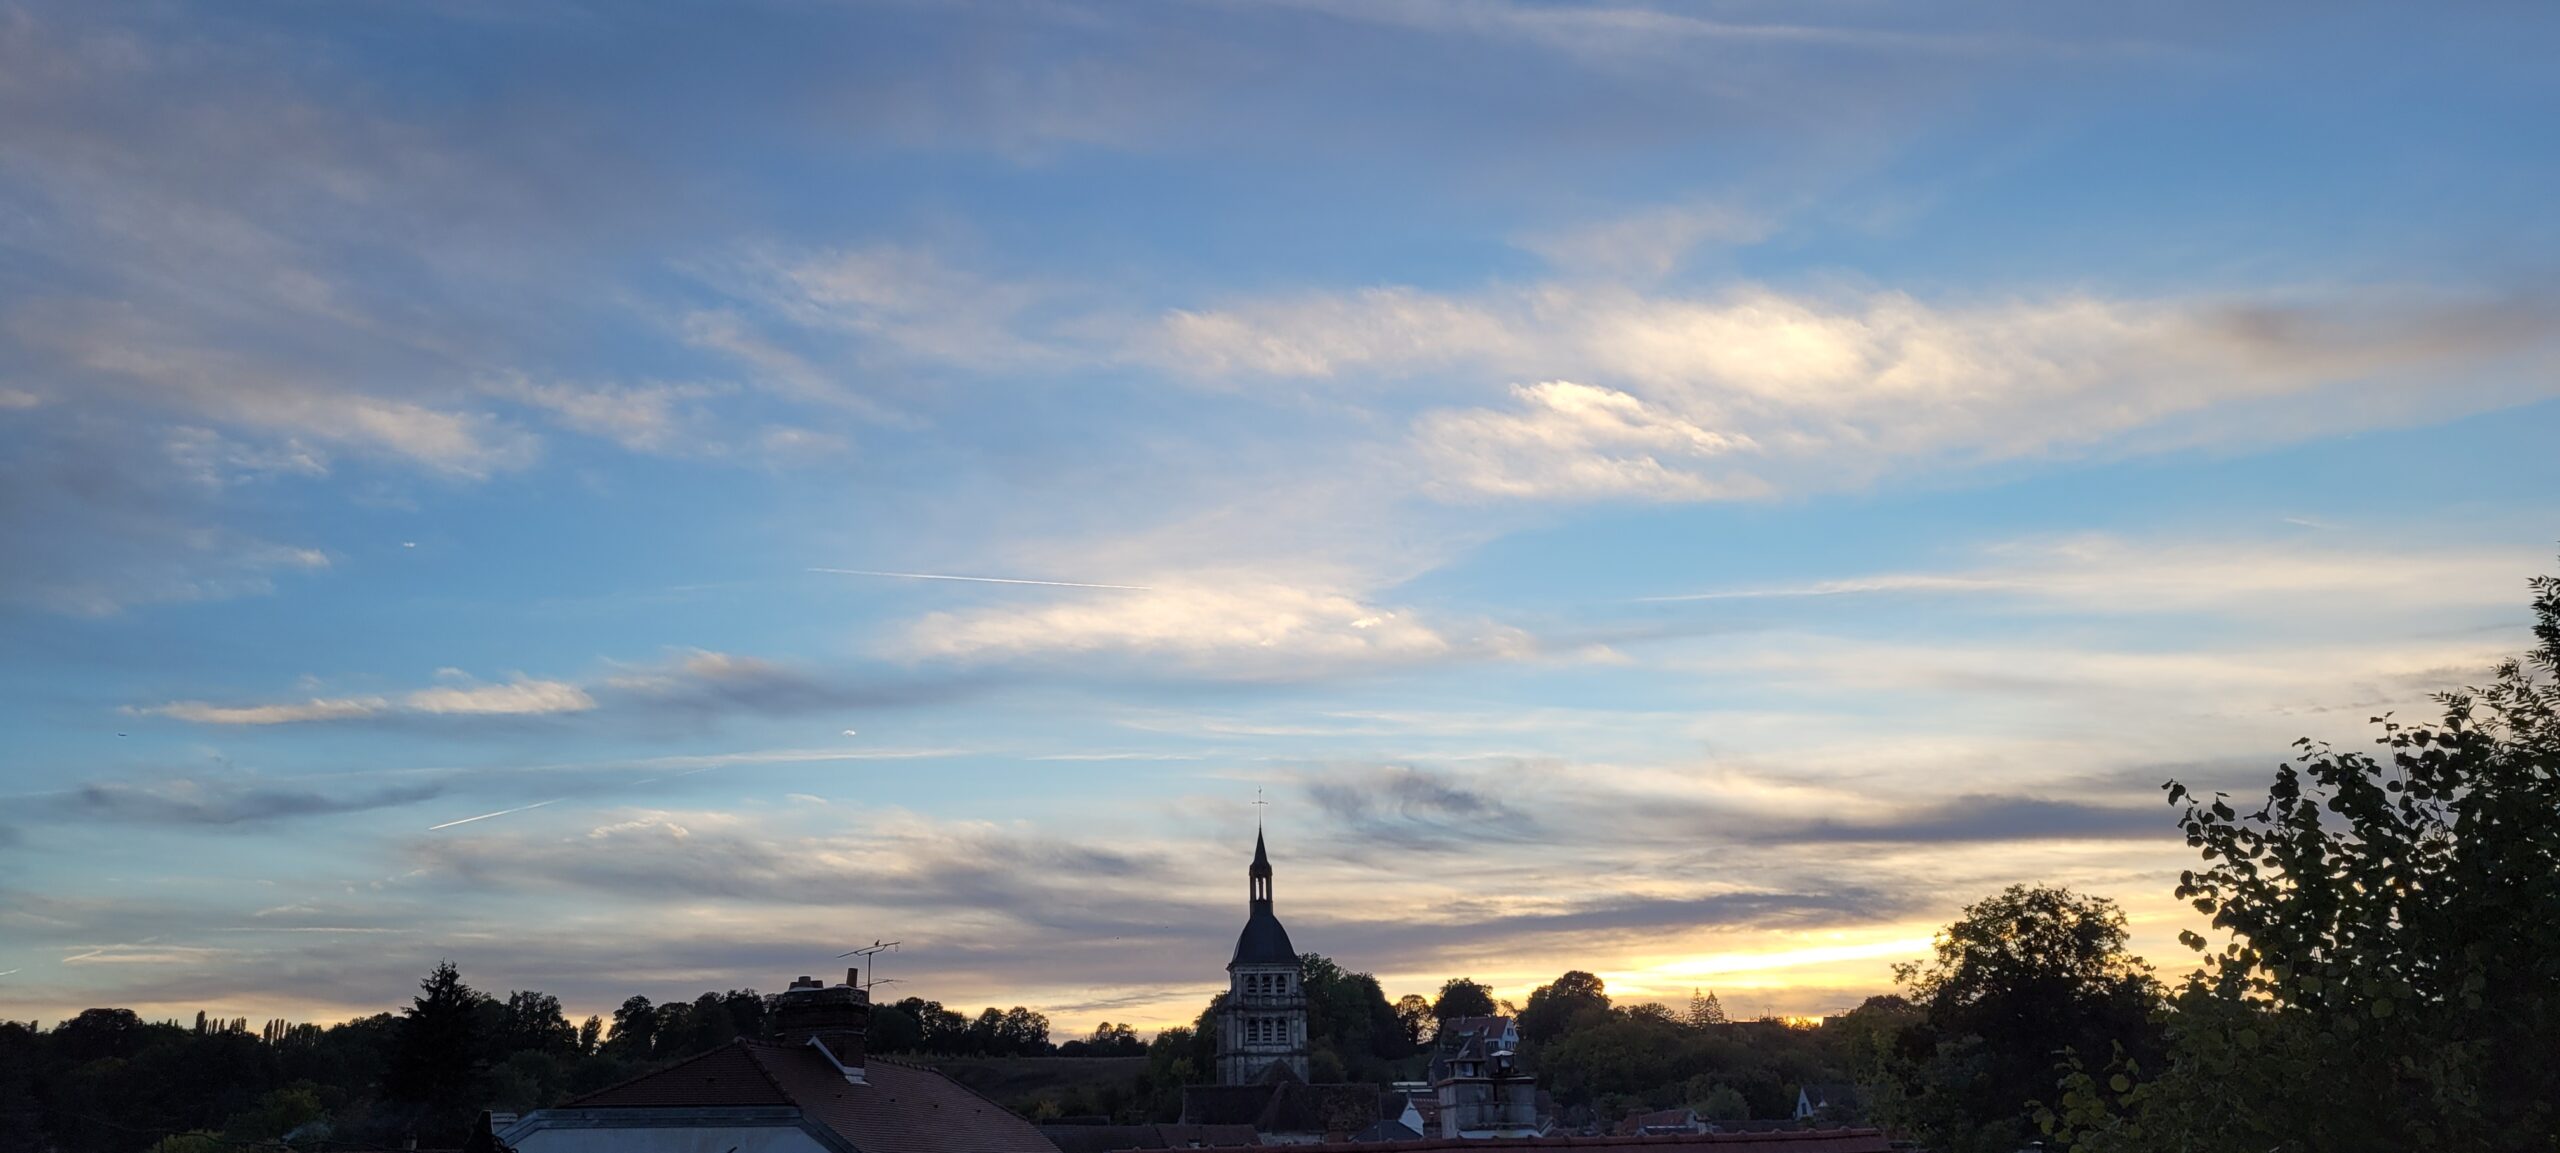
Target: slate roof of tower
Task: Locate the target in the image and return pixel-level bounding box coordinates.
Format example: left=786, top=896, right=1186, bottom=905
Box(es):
left=1230, top=829, right=1296, bottom=968
left=1230, top=905, right=1297, bottom=967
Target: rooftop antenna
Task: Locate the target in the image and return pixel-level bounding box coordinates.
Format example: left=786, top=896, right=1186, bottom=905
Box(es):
left=837, top=939, right=901, bottom=992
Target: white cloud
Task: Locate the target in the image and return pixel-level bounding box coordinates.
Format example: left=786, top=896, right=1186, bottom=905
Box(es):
left=1146, top=288, right=1528, bottom=378
left=898, top=579, right=1527, bottom=673
left=1646, top=533, right=2545, bottom=619
left=144, top=697, right=389, bottom=725
left=491, top=377, right=722, bottom=453
left=1150, top=283, right=2557, bottom=501
left=403, top=678, right=596, bottom=716
left=146, top=674, right=595, bottom=725
left=1417, top=380, right=1764, bottom=500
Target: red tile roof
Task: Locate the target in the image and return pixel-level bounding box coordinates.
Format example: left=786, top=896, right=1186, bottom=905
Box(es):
left=560, top=1040, right=1059, bottom=1153
left=565, top=1040, right=792, bottom=1108
left=1313, top=1132, right=1890, bottom=1153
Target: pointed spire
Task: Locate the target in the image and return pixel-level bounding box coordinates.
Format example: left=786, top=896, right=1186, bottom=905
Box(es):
left=1249, top=827, right=1273, bottom=906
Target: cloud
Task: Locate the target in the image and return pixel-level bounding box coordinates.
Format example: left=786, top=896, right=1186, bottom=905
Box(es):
left=895, top=580, right=1528, bottom=675
left=411, top=809, right=1213, bottom=937
left=1642, top=534, right=2546, bottom=620
left=62, top=779, right=445, bottom=826
left=143, top=697, right=389, bottom=725
left=144, top=675, right=593, bottom=725
left=1302, top=765, right=1538, bottom=852
left=1416, top=380, right=1765, bottom=501
left=1753, top=795, right=2175, bottom=845
left=601, top=649, right=993, bottom=719
left=402, top=677, right=595, bottom=716
left=1517, top=200, right=1773, bottom=279
left=489, top=377, right=724, bottom=453
left=1149, top=284, right=2560, bottom=502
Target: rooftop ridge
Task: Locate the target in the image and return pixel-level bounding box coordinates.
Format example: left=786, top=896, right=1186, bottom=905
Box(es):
left=563, top=1038, right=792, bottom=1108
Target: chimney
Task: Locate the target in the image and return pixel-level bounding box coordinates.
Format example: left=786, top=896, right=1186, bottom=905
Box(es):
left=775, top=969, right=870, bottom=1082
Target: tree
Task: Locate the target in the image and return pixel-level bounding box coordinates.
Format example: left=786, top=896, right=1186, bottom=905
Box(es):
left=1693, top=1083, right=1749, bottom=1121
left=1299, top=953, right=1410, bottom=1071
left=1880, top=886, right=2161, bottom=1153
left=1081, top=1022, right=1144, bottom=1057
left=1520, top=970, right=1611, bottom=1043
left=496, top=990, right=576, bottom=1055
left=605, top=996, right=657, bottom=1058
left=1432, top=978, right=1497, bottom=1021
left=386, top=962, right=492, bottom=1140
left=576, top=1015, right=602, bottom=1054
left=1683, top=989, right=1727, bottom=1029
left=2049, top=561, right=2560, bottom=1153
left=1392, top=994, right=1435, bottom=1049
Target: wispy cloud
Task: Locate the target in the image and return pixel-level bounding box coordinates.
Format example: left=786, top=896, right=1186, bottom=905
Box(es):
left=143, top=675, right=593, bottom=725
left=812, top=567, right=1155, bottom=591
left=896, top=579, right=1531, bottom=676
left=61, top=780, right=446, bottom=826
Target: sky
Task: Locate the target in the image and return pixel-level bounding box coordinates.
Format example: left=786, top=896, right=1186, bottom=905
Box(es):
left=3, top=0, right=2558, bottom=1034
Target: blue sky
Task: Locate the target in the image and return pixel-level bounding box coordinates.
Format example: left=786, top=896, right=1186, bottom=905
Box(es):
left=3, top=0, right=2557, bottom=1030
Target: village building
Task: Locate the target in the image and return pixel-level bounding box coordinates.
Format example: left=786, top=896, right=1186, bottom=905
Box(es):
left=1217, top=829, right=1310, bottom=1085
left=492, top=971, right=1055, bottom=1153
left=1423, top=1016, right=1541, bottom=1139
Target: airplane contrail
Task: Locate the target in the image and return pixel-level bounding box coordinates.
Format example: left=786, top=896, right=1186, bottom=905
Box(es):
left=428, top=798, right=562, bottom=831
left=809, top=567, right=1152, bottom=591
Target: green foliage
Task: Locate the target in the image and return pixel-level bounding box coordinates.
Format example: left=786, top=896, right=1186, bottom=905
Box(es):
left=1874, top=885, right=2162, bottom=1153
left=1299, top=952, right=1414, bottom=1077
left=385, top=960, right=492, bottom=1139
left=1683, top=989, right=1727, bottom=1029
left=2045, top=562, right=2560, bottom=1153
left=1392, top=994, right=1434, bottom=1049
left=1519, top=970, right=1611, bottom=1044
left=1529, top=1001, right=1838, bottom=1122
left=1431, top=977, right=1497, bottom=1020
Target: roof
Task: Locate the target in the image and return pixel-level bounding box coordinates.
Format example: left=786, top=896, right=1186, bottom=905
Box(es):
left=1229, top=903, right=1297, bottom=968
left=557, top=1040, right=1058, bottom=1153
left=1180, top=1080, right=1386, bottom=1133
left=565, top=1040, right=792, bottom=1108
left=1353, top=1120, right=1423, bottom=1143
left=1618, top=1110, right=1702, bottom=1135
left=1038, top=1123, right=1260, bottom=1153
left=1295, top=1132, right=1891, bottom=1153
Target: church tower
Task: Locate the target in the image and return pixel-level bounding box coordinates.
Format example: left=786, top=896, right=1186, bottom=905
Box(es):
left=1217, top=829, right=1309, bottom=1084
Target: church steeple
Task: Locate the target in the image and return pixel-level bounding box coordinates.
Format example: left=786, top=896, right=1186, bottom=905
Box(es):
left=1219, top=826, right=1308, bottom=1086
left=1249, top=828, right=1273, bottom=907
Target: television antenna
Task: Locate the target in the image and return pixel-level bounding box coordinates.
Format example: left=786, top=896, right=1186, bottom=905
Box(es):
left=838, top=939, right=901, bottom=991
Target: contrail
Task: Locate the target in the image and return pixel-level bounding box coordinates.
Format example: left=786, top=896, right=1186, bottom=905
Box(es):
left=810, top=567, right=1152, bottom=591
left=0, top=969, right=19, bottom=978
left=428, top=798, right=562, bottom=831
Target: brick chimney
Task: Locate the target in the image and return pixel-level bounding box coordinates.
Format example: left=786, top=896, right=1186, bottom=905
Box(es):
left=775, top=969, right=870, bottom=1083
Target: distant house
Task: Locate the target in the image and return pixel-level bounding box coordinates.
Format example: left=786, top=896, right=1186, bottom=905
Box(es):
left=1618, top=1108, right=1708, bottom=1136
left=1426, top=1016, right=1519, bottom=1082
left=1428, top=1017, right=1541, bottom=1139
left=495, top=971, right=1056, bottom=1153
left=1792, top=1084, right=1866, bottom=1123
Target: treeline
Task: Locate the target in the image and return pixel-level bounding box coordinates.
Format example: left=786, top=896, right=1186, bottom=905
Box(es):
left=0, top=963, right=1076, bottom=1153
left=1839, top=561, right=2560, bottom=1153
